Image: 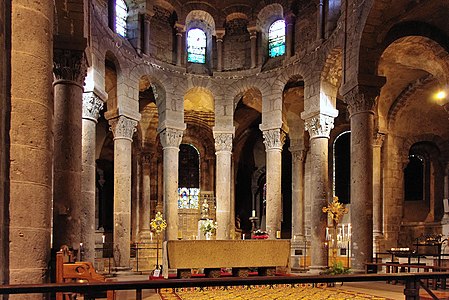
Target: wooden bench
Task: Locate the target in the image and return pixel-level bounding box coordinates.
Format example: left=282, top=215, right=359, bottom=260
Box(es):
left=163, top=239, right=291, bottom=279
left=56, top=246, right=115, bottom=300
left=366, top=262, right=449, bottom=289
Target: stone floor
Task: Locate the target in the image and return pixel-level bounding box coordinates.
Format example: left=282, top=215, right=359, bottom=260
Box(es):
left=102, top=275, right=408, bottom=300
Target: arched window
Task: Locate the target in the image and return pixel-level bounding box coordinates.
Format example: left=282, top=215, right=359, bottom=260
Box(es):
left=268, top=20, right=286, bottom=58
left=178, top=144, right=200, bottom=209
left=404, top=154, right=425, bottom=201
left=187, top=28, right=206, bottom=64
left=115, top=0, right=128, bottom=37
left=333, top=131, right=350, bottom=204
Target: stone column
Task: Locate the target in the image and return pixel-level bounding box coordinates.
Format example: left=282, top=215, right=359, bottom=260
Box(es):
left=373, top=132, right=385, bottom=253
left=262, top=129, right=286, bottom=239
left=214, top=132, right=233, bottom=239
left=344, top=85, right=380, bottom=272
left=248, top=26, right=258, bottom=68
left=10, top=0, right=53, bottom=288
left=317, top=0, right=325, bottom=40
left=285, top=13, right=295, bottom=61
left=304, top=113, right=335, bottom=273
left=109, top=115, right=138, bottom=269
left=53, top=49, right=86, bottom=252
left=139, top=154, right=152, bottom=240
left=175, top=23, right=185, bottom=66
left=290, top=147, right=306, bottom=240
left=216, top=29, right=225, bottom=72
left=81, top=92, right=104, bottom=263
left=159, top=128, right=183, bottom=240
left=143, top=11, right=154, bottom=55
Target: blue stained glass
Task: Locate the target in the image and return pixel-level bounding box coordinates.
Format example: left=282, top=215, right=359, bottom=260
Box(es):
left=115, top=0, right=128, bottom=37
left=178, top=187, right=200, bottom=209
left=268, top=20, right=285, bottom=58
left=187, top=28, right=206, bottom=64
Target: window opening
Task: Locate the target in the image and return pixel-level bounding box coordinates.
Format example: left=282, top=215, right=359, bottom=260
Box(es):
left=187, top=28, right=206, bottom=64
left=115, top=0, right=128, bottom=37
left=404, top=154, right=425, bottom=201
left=333, top=131, right=350, bottom=204
left=178, top=144, right=200, bottom=209
left=268, top=20, right=286, bottom=58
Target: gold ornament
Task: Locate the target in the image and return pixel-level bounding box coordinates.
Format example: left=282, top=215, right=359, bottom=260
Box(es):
left=150, top=211, right=167, bottom=234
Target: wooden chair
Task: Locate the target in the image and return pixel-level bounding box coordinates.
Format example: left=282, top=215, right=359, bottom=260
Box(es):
left=56, top=246, right=114, bottom=300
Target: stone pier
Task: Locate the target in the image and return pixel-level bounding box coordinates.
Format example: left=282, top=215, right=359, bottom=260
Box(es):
left=262, top=128, right=285, bottom=239
left=214, top=131, right=233, bottom=239
left=109, top=115, right=138, bottom=269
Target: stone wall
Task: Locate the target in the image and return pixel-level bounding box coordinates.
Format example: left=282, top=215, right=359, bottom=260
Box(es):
left=149, top=7, right=175, bottom=64
left=0, top=0, right=8, bottom=291
left=223, top=19, right=251, bottom=71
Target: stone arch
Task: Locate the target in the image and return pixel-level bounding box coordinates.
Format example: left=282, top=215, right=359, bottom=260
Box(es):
left=227, top=77, right=272, bottom=108
left=185, top=10, right=216, bottom=35
left=402, top=134, right=449, bottom=163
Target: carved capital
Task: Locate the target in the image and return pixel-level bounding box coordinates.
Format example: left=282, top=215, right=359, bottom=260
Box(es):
left=53, top=49, right=87, bottom=84
left=82, top=92, right=104, bottom=121
left=160, top=128, right=183, bottom=149
left=304, top=114, right=335, bottom=139
left=343, top=85, right=380, bottom=116
left=373, top=132, right=385, bottom=147
left=290, top=149, right=306, bottom=162
left=214, top=132, right=233, bottom=153
left=109, top=116, right=138, bottom=140
left=262, top=129, right=286, bottom=150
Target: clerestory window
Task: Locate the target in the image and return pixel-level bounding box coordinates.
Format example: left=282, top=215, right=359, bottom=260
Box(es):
left=268, top=20, right=286, bottom=58
left=115, top=0, right=128, bottom=37
left=187, top=28, right=206, bottom=64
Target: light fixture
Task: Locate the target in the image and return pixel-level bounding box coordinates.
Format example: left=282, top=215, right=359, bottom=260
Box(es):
left=435, top=90, right=447, bottom=101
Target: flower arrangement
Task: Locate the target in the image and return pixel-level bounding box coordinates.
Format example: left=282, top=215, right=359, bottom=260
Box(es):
left=200, top=218, right=217, bottom=234
left=252, top=229, right=269, bottom=239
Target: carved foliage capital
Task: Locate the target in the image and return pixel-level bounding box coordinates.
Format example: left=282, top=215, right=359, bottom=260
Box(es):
left=214, top=133, right=233, bottom=153
left=53, top=49, right=87, bottom=84
left=304, top=114, right=335, bottom=139
left=160, top=128, right=183, bottom=149
left=109, top=116, right=138, bottom=140
left=291, top=149, right=306, bottom=161
left=343, top=85, right=380, bottom=115
left=82, top=92, right=104, bottom=121
left=262, top=129, right=286, bottom=150
left=373, top=132, right=385, bottom=147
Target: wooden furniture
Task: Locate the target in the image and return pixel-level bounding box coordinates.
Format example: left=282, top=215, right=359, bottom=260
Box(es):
left=56, top=247, right=114, bottom=300
left=163, top=239, right=291, bottom=278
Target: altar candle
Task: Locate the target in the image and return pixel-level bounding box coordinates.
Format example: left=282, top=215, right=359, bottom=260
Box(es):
left=150, top=232, right=153, bottom=241
left=276, top=230, right=281, bottom=239
left=252, top=210, right=256, bottom=217
left=342, top=224, right=345, bottom=239
left=326, top=227, right=329, bottom=240
left=243, top=234, right=245, bottom=240
left=102, top=234, right=105, bottom=244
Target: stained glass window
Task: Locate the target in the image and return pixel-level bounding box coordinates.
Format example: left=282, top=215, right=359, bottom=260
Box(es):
left=187, top=28, right=206, bottom=64
left=268, top=20, right=285, bottom=58
left=115, top=0, right=128, bottom=37
left=178, top=187, right=200, bottom=209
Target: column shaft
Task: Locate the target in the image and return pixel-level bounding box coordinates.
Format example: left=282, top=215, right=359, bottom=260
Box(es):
left=81, top=92, right=103, bottom=262
left=309, top=137, right=329, bottom=269
left=291, top=150, right=306, bottom=239
left=373, top=133, right=384, bottom=252
left=303, top=113, right=336, bottom=273
left=10, top=0, right=53, bottom=288
left=250, top=32, right=257, bottom=68
left=263, top=129, right=285, bottom=238
left=344, top=84, right=380, bottom=272
left=143, top=16, right=151, bottom=55
left=109, top=116, right=137, bottom=268
left=217, top=39, right=223, bottom=72
left=175, top=24, right=184, bottom=66
left=139, top=156, right=152, bottom=239
left=160, top=128, right=183, bottom=240
left=350, top=111, right=374, bottom=271
left=214, top=132, right=233, bottom=239
left=53, top=48, right=86, bottom=253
